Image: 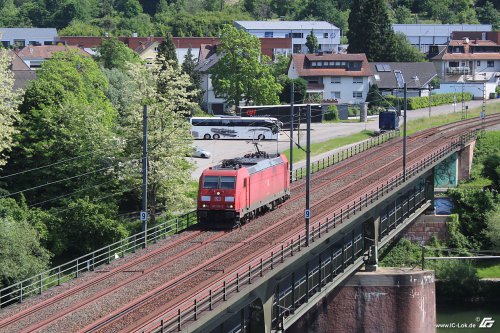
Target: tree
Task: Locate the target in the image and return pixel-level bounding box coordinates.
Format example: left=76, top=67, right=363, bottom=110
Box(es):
left=182, top=47, right=203, bottom=104
left=121, top=60, right=197, bottom=223
left=7, top=50, right=119, bottom=207
left=347, top=0, right=397, bottom=62
left=0, top=198, right=52, bottom=289
left=305, top=30, right=319, bottom=53
left=0, top=49, right=21, bottom=168
left=392, top=32, right=426, bottom=62
left=477, top=1, right=500, bottom=30
left=449, top=189, right=496, bottom=249
left=279, top=77, right=307, bottom=104
left=115, top=0, right=143, bottom=18
left=482, top=153, right=500, bottom=190
left=97, top=37, right=141, bottom=70
left=484, top=207, right=500, bottom=251
left=393, top=5, right=414, bottom=23
left=156, top=32, right=178, bottom=66
left=210, top=25, right=282, bottom=108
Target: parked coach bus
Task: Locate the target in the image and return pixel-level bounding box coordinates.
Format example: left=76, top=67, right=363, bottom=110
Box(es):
left=190, top=116, right=282, bottom=140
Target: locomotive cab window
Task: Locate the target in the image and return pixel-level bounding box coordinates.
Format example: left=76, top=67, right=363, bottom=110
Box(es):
left=220, top=176, right=236, bottom=189
left=203, top=176, right=219, bottom=189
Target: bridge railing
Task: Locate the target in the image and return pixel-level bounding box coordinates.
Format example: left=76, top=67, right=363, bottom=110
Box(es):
left=0, top=211, right=197, bottom=308
left=138, top=129, right=479, bottom=333
left=292, top=130, right=399, bottom=181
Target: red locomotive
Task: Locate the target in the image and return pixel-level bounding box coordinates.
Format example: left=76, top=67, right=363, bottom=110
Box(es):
left=197, top=151, right=290, bottom=227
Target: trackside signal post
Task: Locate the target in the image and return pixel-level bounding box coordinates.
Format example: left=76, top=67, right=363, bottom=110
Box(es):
left=290, top=82, right=294, bottom=182
left=305, top=104, right=311, bottom=246
left=142, top=105, right=148, bottom=246
left=394, top=71, right=407, bottom=181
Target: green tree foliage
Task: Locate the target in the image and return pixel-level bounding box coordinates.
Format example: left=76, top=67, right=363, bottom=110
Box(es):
left=211, top=25, right=281, bottom=108
left=48, top=198, right=128, bottom=256
left=115, top=0, right=143, bottom=18
left=7, top=51, right=119, bottom=206
left=305, top=30, right=319, bottom=54
left=0, top=198, right=51, bottom=289
left=122, top=60, right=197, bottom=223
left=182, top=47, right=203, bottom=104
left=477, top=1, right=500, bottom=30
left=59, top=20, right=104, bottom=36
left=379, top=238, right=421, bottom=267
left=0, top=49, right=21, bottom=168
left=156, top=33, right=178, bottom=67
left=97, top=37, right=142, bottom=70
left=484, top=207, right=500, bottom=251
left=347, top=0, right=396, bottom=62
left=101, top=67, right=136, bottom=118
left=449, top=189, right=496, bottom=249
left=392, top=32, right=426, bottom=62
left=279, top=77, right=307, bottom=104
left=393, top=5, right=414, bottom=23
left=482, top=153, right=500, bottom=190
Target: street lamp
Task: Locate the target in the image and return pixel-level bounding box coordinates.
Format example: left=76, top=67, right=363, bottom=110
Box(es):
left=394, top=70, right=407, bottom=181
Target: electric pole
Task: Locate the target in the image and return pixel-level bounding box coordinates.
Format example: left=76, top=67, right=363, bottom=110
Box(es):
left=290, top=81, right=294, bottom=182
left=141, top=105, right=148, bottom=247
left=305, top=104, right=311, bottom=246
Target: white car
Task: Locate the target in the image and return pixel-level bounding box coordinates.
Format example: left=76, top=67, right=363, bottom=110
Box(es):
left=192, top=146, right=211, bottom=159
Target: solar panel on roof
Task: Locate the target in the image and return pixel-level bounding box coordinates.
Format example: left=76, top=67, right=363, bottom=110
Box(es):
left=383, top=64, right=391, bottom=71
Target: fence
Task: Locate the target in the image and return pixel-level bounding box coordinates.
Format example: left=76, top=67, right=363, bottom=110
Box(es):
left=0, top=130, right=399, bottom=308
left=292, top=130, right=399, bottom=180
left=137, top=130, right=479, bottom=333
left=0, top=211, right=197, bottom=308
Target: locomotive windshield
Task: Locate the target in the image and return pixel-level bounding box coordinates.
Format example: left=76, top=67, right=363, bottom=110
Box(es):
left=203, top=176, right=219, bottom=189
left=202, top=176, right=236, bottom=189
left=220, top=176, right=236, bottom=189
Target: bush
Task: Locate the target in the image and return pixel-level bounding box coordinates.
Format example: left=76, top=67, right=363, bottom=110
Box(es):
left=348, top=106, right=360, bottom=117
left=384, top=93, right=473, bottom=110
left=324, top=105, right=339, bottom=121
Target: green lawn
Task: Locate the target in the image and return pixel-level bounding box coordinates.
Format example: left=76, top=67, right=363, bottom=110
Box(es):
left=477, top=263, right=500, bottom=279
left=282, top=130, right=376, bottom=163
left=284, top=101, right=500, bottom=165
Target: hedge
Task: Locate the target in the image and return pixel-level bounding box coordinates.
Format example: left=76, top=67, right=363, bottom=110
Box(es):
left=381, top=93, right=473, bottom=110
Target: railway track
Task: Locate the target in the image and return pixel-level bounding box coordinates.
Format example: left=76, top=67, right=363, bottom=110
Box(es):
left=1, top=115, right=499, bottom=333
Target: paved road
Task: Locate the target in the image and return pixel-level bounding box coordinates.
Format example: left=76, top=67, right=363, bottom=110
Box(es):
left=189, top=99, right=500, bottom=179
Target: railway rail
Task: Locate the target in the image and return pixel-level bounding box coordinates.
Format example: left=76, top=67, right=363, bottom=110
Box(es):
left=0, top=115, right=499, bottom=333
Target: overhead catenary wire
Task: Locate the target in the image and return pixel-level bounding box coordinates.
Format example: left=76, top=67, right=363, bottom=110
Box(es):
left=0, top=137, right=142, bottom=180
left=0, top=157, right=142, bottom=200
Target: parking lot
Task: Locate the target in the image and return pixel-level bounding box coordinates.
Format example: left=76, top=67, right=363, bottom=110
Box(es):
left=189, top=99, right=500, bottom=179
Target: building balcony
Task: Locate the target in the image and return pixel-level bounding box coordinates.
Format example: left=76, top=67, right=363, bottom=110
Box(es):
left=446, top=67, right=470, bottom=75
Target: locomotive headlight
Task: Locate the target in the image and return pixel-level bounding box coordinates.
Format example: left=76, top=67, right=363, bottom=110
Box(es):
left=216, top=191, right=221, bottom=195
left=202, top=204, right=208, bottom=208
left=225, top=196, right=235, bottom=202
left=226, top=204, right=234, bottom=209
left=201, top=196, right=211, bottom=202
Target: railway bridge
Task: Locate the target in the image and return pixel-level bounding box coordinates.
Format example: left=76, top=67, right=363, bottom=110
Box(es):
left=177, top=132, right=475, bottom=333
left=0, top=116, right=496, bottom=333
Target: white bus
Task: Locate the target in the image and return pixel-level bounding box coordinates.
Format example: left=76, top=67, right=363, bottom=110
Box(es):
left=190, top=116, right=282, bottom=140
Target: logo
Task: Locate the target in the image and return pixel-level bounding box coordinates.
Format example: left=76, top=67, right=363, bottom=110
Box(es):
left=479, top=317, right=495, bottom=328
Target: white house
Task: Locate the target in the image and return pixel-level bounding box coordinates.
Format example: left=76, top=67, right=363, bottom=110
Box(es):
left=288, top=53, right=372, bottom=104
left=392, top=24, right=492, bottom=53
left=234, top=21, right=340, bottom=54
left=0, top=28, right=58, bottom=48
left=430, top=38, right=500, bottom=84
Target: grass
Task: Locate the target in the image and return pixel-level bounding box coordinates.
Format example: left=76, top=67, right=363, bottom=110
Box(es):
left=477, top=263, right=500, bottom=279
left=405, top=102, right=500, bottom=136
left=282, top=130, right=375, bottom=163
left=283, top=101, right=500, bottom=165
